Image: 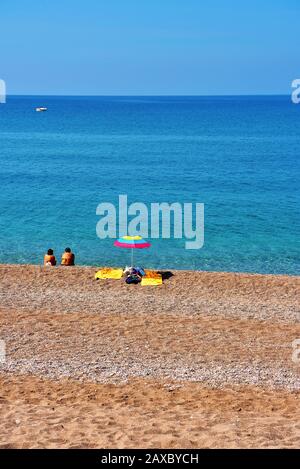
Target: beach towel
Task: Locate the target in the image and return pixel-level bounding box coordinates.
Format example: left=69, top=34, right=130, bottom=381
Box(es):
left=141, top=270, right=162, bottom=286
left=95, top=268, right=123, bottom=280
left=143, top=270, right=162, bottom=279
left=141, top=276, right=162, bottom=286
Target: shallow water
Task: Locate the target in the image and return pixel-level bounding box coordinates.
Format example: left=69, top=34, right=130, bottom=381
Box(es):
left=0, top=95, right=299, bottom=274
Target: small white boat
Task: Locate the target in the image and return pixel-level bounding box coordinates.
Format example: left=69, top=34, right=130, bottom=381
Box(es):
left=35, top=107, right=47, bottom=112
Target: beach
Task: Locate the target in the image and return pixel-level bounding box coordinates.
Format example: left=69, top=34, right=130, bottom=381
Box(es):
left=1, top=0, right=300, bottom=457
left=0, top=264, right=299, bottom=448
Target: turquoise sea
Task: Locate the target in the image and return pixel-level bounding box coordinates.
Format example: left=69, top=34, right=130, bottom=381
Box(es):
left=0, top=96, right=299, bottom=274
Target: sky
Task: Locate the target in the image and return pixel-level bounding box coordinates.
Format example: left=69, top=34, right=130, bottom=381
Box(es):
left=0, top=0, right=300, bottom=95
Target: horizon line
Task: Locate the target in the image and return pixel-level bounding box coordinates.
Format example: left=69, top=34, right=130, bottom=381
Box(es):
left=7, top=93, right=291, bottom=98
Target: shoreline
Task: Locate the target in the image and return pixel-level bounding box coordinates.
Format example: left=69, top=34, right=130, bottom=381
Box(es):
left=1, top=262, right=299, bottom=279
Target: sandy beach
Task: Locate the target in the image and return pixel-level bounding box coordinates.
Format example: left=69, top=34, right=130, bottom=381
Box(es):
left=0, top=264, right=299, bottom=448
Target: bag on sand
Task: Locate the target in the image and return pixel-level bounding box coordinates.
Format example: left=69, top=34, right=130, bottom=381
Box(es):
left=125, top=274, right=141, bottom=284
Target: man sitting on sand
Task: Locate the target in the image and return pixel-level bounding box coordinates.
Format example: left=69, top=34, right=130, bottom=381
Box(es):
left=44, top=248, right=56, bottom=266
left=61, top=247, right=75, bottom=266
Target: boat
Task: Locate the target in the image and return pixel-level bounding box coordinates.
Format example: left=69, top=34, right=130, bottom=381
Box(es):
left=35, top=107, right=47, bottom=112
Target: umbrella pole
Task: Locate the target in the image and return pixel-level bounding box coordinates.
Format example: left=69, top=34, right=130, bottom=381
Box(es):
left=131, top=248, right=134, bottom=267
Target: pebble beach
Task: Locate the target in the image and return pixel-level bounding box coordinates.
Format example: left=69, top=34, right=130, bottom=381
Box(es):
left=0, top=264, right=299, bottom=448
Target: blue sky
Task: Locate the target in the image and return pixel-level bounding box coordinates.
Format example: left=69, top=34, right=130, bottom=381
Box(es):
left=0, top=0, right=299, bottom=95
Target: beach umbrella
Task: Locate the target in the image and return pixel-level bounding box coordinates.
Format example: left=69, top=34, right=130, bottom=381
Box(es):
left=114, top=235, right=151, bottom=267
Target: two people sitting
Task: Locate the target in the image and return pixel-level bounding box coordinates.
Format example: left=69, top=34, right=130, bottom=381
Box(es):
left=44, top=247, right=75, bottom=266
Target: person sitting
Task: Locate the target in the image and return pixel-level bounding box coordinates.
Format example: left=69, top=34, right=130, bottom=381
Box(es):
left=44, top=248, right=56, bottom=266
left=61, top=247, right=75, bottom=266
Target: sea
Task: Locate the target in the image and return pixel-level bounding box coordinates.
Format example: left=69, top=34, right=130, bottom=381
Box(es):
left=0, top=95, right=299, bottom=274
